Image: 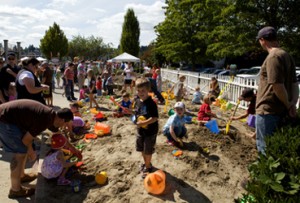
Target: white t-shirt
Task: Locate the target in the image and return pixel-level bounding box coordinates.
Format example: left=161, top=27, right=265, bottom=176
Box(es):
left=143, top=66, right=151, bottom=73
left=18, top=70, right=34, bottom=86
left=124, top=66, right=133, bottom=80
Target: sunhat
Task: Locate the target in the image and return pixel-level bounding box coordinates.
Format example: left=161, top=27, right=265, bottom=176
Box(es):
left=51, top=134, right=67, bottom=149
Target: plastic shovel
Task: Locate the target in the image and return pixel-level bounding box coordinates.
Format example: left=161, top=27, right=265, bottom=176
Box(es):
left=225, top=100, right=240, bottom=134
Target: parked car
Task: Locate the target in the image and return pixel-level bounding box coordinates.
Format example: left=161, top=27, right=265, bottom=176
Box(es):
left=201, top=68, right=218, bottom=74
left=212, top=69, right=224, bottom=75
left=237, top=69, right=250, bottom=74
left=218, top=70, right=230, bottom=76
left=236, top=66, right=261, bottom=80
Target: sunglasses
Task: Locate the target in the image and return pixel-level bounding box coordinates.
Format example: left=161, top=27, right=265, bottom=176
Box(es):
left=8, top=58, right=15, bottom=60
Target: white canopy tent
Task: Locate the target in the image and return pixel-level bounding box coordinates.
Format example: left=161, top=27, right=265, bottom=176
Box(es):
left=37, top=56, right=47, bottom=62
left=109, top=52, right=140, bottom=63
left=20, top=56, right=29, bottom=61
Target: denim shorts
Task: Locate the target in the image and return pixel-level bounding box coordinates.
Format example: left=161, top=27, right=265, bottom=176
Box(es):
left=0, top=122, right=27, bottom=154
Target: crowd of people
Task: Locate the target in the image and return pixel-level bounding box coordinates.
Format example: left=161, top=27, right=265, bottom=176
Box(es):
left=0, top=26, right=299, bottom=199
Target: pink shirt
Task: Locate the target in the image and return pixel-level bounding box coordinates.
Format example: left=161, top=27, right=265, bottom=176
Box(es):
left=79, top=89, right=86, bottom=100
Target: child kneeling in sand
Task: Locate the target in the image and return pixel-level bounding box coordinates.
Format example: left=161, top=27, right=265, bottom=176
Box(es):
left=66, top=116, right=89, bottom=140
left=41, top=134, right=77, bottom=185
left=198, top=95, right=217, bottom=125
left=114, top=92, right=132, bottom=117
left=133, top=77, right=159, bottom=178
left=163, top=102, right=186, bottom=147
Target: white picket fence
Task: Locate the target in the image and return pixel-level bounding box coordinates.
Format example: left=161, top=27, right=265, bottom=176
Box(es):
left=161, top=69, right=258, bottom=109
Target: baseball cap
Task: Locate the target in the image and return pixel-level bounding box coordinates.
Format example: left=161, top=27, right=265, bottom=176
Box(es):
left=51, top=134, right=67, bottom=149
left=239, top=88, right=254, bottom=100
left=174, top=102, right=185, bottom=109
left=256, top=26, right=277, bottom=40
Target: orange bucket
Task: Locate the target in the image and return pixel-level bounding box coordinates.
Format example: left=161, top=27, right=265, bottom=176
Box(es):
left=94, top=122, right=111, bottom=135
left=144, top=170, right=166, bottom=195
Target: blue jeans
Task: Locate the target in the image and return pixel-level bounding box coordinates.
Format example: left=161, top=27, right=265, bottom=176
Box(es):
left=65, top=79, right=75, bottom=99
left=256, top=114, right=281, bottom=155
left=97, top=89, right=102, bottom=96
left=163, top=126, right=187, bottom=142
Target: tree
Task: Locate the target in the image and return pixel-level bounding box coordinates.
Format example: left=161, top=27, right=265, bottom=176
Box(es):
left=68, top=35, right=115, bottom=60
left=155, top=0, right=207, bottom=70
left=120, top=8, right=140, bottom=57
left=155, top=0, right=300, bottom=66
left=40, top=22, right=68, bottom=59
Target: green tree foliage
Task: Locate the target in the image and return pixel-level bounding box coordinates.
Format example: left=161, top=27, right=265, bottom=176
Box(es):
left=68, top=35, right=114, bottom=60
left=40, top=22, right=68, bottom=59
left=155, top=0, right=300, bottom=65
left=120, top=8, right=140, bottom=57
left=155, top=0, right=206, bottom=69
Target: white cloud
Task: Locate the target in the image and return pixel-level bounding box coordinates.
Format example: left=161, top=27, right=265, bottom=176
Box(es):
left=0, top=0, right=166, bottom=48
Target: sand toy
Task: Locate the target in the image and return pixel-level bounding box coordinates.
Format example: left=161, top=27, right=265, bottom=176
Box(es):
left=144, top=170, right=166, bottom=195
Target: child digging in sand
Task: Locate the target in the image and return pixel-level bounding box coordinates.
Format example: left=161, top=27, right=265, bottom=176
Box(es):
left=163, top=102, right=187, bottom=147
left=198, top=94, right=218, bottom=125
left=41, top=134, right=78, bottom=185
left=133, top=77, right=159, bottom=178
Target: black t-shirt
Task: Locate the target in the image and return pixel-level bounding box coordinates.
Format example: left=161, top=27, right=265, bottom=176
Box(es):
left=0, top=64, right=20, bottom=90
left=134, top=96, right=159, bottom=136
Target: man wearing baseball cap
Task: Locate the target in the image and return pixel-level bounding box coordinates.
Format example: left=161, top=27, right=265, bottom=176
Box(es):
left=256, top=26, right=299, bottom=154
left=0, top=99, right=82, bottom=198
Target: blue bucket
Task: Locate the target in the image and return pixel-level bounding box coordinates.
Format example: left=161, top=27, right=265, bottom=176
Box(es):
left=184, top=116, right=192, bottom=124
left=205, top=120, right=220, bottom=134
left=247, top=114, right=256, bottom=128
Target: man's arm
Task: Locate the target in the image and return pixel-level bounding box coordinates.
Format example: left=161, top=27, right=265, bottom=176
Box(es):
left=272, top=83, right=290, bottom=109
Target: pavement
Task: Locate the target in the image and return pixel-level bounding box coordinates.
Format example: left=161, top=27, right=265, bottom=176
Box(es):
left=0, top=87, right=79, bottom=203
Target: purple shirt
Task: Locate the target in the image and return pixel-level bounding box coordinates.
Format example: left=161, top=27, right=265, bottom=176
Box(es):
left=72, top=116, right=84, bottom=127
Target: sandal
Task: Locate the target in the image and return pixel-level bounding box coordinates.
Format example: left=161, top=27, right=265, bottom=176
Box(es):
left=140, top=163, right=152, bottom=172
left=8, top=186, right=35, bottom=199
left=57, top=177, right=71, bottom=186
left=21, top=173, right=38, bottom=183
left=142, top=167, right=153, bottom=179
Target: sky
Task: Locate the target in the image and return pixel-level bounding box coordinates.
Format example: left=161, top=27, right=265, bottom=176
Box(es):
left=0, top=0, right=166, bottom=48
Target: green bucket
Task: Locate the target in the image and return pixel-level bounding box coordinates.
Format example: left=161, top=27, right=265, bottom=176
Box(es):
left=168, top=109, right=175, bottom=116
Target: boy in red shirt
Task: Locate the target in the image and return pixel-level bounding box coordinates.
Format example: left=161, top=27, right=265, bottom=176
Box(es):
left=198, top=94, right=217, bottom=125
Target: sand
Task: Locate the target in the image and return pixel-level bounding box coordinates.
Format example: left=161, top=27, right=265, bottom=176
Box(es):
left=38, top=86, right=257, bottom=203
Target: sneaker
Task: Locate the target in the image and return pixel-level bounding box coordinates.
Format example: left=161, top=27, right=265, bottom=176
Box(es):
left=142, top=167, right=153, bottom=179
left=140, top=163, right=152, bottom=172
left=21, top=173, right=38, bottom=183
left=71, top=97, right=78, bottom=100
left=67, top=97, right=72, bottom=101
left=8, top=186, right=35, bottom=199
